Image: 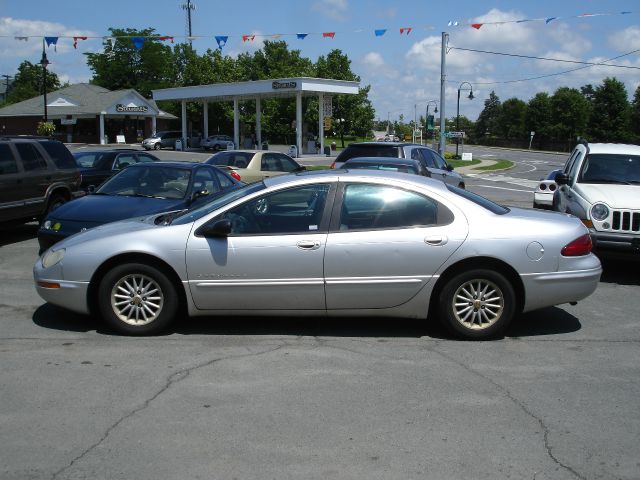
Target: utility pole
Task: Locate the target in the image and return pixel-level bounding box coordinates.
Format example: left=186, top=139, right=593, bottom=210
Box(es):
left=2, top=75, right=11, bottom=101
left=439, top=32, right=448, bottom=156
left=181, top=1, right=196, bottom=43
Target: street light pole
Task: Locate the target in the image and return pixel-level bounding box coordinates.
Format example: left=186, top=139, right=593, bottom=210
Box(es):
left=425, top=100, right=438, bottom=147
left=40, top=39, right=50, bottom=122
left=456, top=81, right=473, bottom=158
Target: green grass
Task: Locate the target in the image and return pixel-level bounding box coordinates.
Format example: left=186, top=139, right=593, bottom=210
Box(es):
left=474, top=159, right=513, bottom=171
left=448, top=159, right=481, bottom=168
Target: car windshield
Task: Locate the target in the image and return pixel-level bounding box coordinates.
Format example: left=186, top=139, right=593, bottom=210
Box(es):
left=172, top=181, right=266, bottom=225
left=445, top=184, right=510, bottom=214
left=346, top=163, right=417, bottom=174
left=96, top=165, right=192, bottom=199
left=579, top=153, right=640, bottom=184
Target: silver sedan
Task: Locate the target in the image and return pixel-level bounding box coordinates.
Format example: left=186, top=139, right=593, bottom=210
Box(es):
left=34, top=170, right=601, bottom=340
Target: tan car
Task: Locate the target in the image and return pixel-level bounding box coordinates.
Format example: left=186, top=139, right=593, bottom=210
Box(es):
left=204, top=150, right=305, bottom=183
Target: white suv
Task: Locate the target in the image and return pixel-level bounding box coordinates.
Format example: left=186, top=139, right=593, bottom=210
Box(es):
left=553, top=141, right=640, bottom=254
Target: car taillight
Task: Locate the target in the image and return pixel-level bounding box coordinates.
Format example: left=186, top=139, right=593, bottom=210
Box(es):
left=549, top=184, right=556, bottom=191
left=539, top=183, right=547, bottom=190
left=229, top=170, right=242, bottom=181
left=561, top=234, right=593, bottom=256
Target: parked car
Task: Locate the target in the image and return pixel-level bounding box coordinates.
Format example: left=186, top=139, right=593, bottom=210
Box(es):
left=205, top=150, right=305, bottom=183
left=342, top=157, right=429, bottom=176
left=0, top=136, right=83, bottom=226
left=141, top=131, right=182, bottom=150
left=553, top=141, right=640, bottom=255
left=330, top=142, right=465, bottom=188
left=34, top=169, right=600, bottom=339
left=74, top=149, right=159, bottom=191
left=533, top=169, right=561, bottom=210
left=37, top=161, right=242, bottom=253
left=201, top=134, right=234, bottom=151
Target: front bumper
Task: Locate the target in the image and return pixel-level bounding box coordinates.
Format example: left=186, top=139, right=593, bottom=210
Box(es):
left=33, top=260, right=90, bottom=315
left=591, top=229, right=640, bottom=254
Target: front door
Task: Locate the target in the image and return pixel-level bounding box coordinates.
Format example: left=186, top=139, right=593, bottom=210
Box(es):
left=186, top=183, right=334, bottom=311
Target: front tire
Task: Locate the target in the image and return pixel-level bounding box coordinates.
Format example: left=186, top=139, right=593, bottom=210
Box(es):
left=153, top=143, right=161, bottom=150
left=98, top=263, right=178, bottom=335
left=439, top=269, right=515, bottom=340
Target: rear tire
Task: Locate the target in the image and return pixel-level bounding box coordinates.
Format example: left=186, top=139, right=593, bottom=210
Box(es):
left=39, top=193, right=67, bottom=223
left=98, top=263, right=179, bottom=335
left=439, top=269, right=515, bottom=340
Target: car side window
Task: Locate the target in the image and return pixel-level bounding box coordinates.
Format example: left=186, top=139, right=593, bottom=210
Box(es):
left=416, top=148, right=436, bottom=168
left=430, top=150, right=448, bottom=169
left=114, top=154, right=137, bottom=169
left=261, top=153, right=284, bottom=172
left=218, top=184, right=331, bottom=235
left=192, top=168, right=218, bottom=194
left=564, top=149, right=581, bottom=175
left=277, top=154, right=301, bottom=173
left=214, top=169, right=235, bottom=189
left=567, top=150, right=583, bottom=180
left=40, top=141, right=77, bottom=169
left=136, top=153, right=156, bottom=163
left=15, top=143, right=48, bottom=171
left=338, top=184, right=452, bottom=231
left=0, top=144, right=19, bottom=175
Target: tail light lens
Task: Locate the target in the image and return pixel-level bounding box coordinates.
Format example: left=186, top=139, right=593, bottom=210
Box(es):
left=561, top=234, right=593, bottom=256
left=229, top=170, right=242, bottom=182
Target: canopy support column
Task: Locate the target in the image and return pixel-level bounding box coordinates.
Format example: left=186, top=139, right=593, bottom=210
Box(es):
left=318, top=93, right=324, bottom=155
left=255, top=97, right=262, bottom=149
left=233, top=98, right=239, bottom=149
left=203, top=101, right=209, bottom=139
left=99, top=113, right=105, bottom=145
left=296, top=92, right=302, bottom=157
left=181, top=100, right=187, bottom=148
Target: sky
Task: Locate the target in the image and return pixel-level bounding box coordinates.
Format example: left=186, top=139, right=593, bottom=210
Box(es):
left=1, top=0, right=639, bottom=124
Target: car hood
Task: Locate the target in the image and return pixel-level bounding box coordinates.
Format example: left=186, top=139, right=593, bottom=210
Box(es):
left=575, top=184, right=640, bottom=208
left=48, top=194, right=187, bottom=223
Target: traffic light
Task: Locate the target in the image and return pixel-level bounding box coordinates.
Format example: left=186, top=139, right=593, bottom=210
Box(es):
left=427, top=115, right=434, bottom=131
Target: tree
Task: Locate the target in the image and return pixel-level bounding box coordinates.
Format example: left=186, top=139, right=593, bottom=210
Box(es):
left=630, top=86, right=640, bottom=143
left=474, top=91, right=501, bottom=140
left=587, top=77, right=631, bottom=142
left=525, top=92, right=552, bottom=148
left=5, top=61, right=61, bottom=104
left=497, top=98, right=527, bottom=140
left=550, top=87, right=590, bottom=148
left=85, top=28, right=175, bottom=97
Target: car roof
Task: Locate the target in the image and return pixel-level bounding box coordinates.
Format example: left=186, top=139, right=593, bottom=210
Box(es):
left=584, top=143, right=640, bottom=155
left=343, top=156, right=419, bottom=165
left=74, top=149, right=138, bottom=154
left=126, top=161, right=207, bottom=169
left=264, top=166, right=448, bottom=191
left=345, top=141, right=422, bottom=147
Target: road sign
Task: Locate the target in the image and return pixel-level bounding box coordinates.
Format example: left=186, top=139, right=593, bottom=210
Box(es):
left=445, top=131, right=465, bottom=138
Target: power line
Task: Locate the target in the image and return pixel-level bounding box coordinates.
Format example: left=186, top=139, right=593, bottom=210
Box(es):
left=447, top=46, right=640, bottom=85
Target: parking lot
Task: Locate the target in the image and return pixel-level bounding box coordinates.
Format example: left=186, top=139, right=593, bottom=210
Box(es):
left=1, top=146, right=639, bottom=479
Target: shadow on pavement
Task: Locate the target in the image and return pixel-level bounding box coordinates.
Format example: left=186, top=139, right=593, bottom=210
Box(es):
left=0, top=223, right=38, bottom=247
left=33, top=303, right=582, bottom=340
left=598, top=257, right=640, bottom=286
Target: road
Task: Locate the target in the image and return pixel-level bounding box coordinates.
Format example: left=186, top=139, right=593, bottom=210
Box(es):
left=1, top=145, right=639, bottom=480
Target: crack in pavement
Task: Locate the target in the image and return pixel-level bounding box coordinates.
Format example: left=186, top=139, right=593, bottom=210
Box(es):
left=50, top=343, right=287, bottom=480
left=426, top=344, right=587, bottom=480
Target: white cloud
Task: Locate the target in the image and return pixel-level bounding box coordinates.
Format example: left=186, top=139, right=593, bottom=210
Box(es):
left=544, top=22, right=592, bottom=57
left=608, top=26, right=640, bottom=51
left=362, top=51, right=384, bottom=69
left=311, top=0, right=348, bottom=22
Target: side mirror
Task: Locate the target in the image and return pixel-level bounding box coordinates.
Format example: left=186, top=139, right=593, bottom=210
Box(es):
left=294, top=165, right=307, bottom=172
left=555, top=173, right=571, bottom=185
left=87, top=185, right=96, bottom=193
left=191, top=189, right=209, bottom=202
left=195, top=219, right=232, bottom=238
left=446, top=164, right=454, bottom=171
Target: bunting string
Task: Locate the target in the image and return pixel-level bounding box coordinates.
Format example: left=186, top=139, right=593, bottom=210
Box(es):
left=0, top=10, right=633, bottom=52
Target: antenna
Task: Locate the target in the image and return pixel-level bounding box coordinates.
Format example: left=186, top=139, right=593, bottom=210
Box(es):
left=180, top=0, right=196, bottom=43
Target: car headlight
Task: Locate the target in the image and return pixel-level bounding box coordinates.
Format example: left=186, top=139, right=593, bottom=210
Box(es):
left=42, top=220, right=63, bottom=231
left=591, top=203, right=609, bottom=221
left=42, top=248, right=65, bottom=268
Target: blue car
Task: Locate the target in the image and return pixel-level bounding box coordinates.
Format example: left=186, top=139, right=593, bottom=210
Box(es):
left=38, top=161, right=242, bottom=253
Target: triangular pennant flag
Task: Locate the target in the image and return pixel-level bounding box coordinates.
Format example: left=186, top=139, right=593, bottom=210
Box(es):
left=242, top=34, right=255, bottom=42
left=215, top=36, right=228, bottom=50
left=272, top=34, right=281, bottom=39
left=73, top=36, right=87, bottom=49
left=471, top=23, right=483, bottom=30
left=400, top=27, right=412, bottom=35
left=44, top=36, right=58, bottom=51
left=296, top=33, right=308, bottom=39
left=374, top=29, right=387, bottom=37
left=159, top=36, right=175, bottom=43
left=579, top=13, right=594, bottom=17
left=545, top=17, right=557, bottom=24
left=516, top=19, right=532, bottom=23
left=14, top=36, right=28, bottom=41
left=448, top=21, right=459, bottom=27
left=322, top=32, right=335, bottom=38
left=132, top=37, right=145, bottom=50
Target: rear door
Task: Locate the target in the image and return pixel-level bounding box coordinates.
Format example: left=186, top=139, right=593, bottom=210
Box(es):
left=0, top=143, right=24, bottom=222
left=13, top=142, right=51, bottom=217
left=324, top=182, right=467, bottom=310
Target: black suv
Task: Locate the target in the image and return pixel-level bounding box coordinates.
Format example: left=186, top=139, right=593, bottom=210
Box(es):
left=0, top=136, right=83, bottom=226
left=330, top=141, right=465, bottom=188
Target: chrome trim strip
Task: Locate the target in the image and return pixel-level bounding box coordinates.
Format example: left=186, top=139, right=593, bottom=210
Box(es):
left=194, top=278, right=324, bottom=288
left=325, top=276, right=430, bottom=285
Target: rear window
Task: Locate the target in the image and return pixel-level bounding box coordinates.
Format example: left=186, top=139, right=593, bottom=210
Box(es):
left=336, top=145, right=401, bottom=162
left=40, top=141, right=77, bottom=169
left=15, top=143, right=48, bottom=171
left=210, top=152, right=253, bottom=168
left=445, top=184, right=509, bottom=215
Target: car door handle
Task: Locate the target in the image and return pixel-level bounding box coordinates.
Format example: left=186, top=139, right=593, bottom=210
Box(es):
left=297, top=240, right=321, bottom=250
left=425, top=235, right=448, bottom=246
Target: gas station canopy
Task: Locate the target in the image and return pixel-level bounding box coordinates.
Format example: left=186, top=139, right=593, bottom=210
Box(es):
left=152, top=77, right=360, bottom=154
